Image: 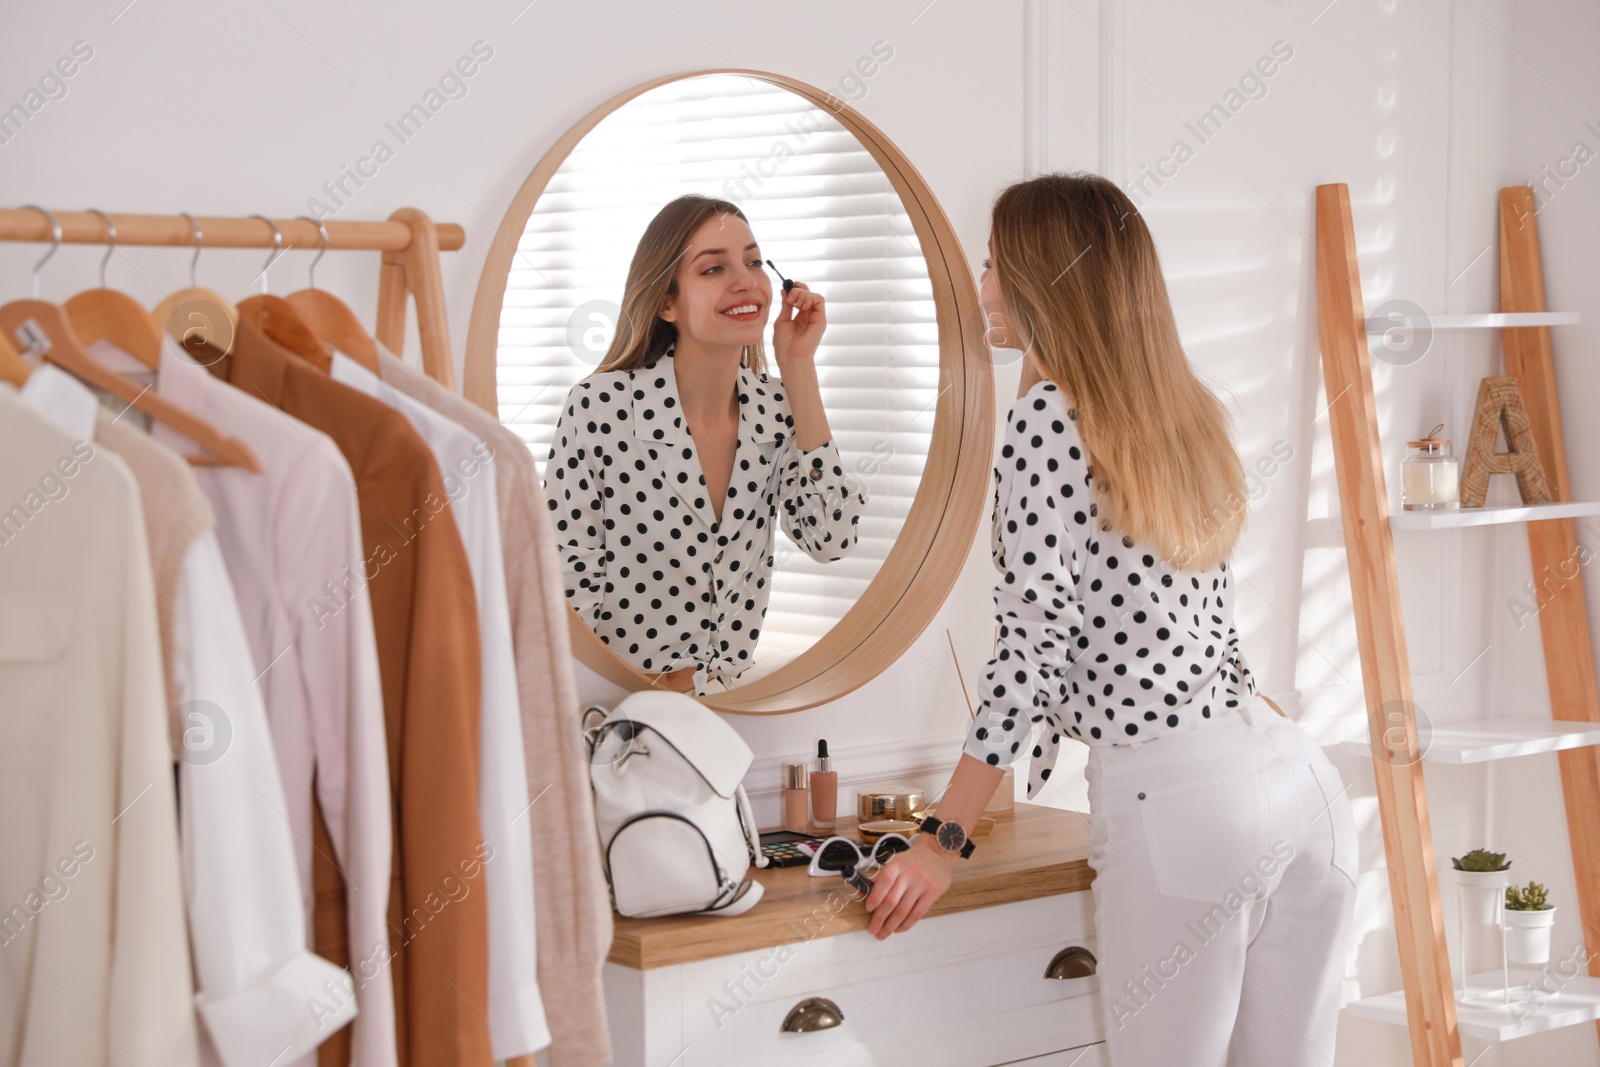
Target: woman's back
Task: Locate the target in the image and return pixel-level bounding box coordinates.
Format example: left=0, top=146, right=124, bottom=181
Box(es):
left=963, top=379, right=1257, bottom=799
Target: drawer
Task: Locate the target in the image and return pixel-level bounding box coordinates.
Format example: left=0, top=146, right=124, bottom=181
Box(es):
left=721, top=975, right=1102, bottom=1066
left=620, top=892, right=1104, bottom=1067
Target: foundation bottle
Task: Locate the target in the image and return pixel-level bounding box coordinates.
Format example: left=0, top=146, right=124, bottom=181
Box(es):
left=811, top=740, right=837, bottom=830
left=783, top=763, right=810, bottom=832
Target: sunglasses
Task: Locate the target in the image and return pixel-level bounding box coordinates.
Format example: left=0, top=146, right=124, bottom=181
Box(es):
left=806, top=833, right=913, bottom=877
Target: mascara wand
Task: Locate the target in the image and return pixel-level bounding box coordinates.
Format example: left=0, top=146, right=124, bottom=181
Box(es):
left=766, top=259, right=796, bottom=293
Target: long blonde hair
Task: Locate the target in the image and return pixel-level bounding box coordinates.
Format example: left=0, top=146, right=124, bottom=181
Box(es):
left=596, top=194, right=768, bottom=376
left=990, top=173, right=1246, bottom=570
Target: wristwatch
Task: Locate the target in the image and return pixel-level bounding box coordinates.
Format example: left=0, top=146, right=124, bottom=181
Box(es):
left=919, top=815, right=975, bottom=859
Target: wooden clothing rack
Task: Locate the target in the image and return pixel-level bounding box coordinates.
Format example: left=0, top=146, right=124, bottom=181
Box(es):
left=1316, top=183, right=1600, bottom=1064
left=2, top=203, right=570, bottom=1060
left=0, top=207, right=466, bottom=387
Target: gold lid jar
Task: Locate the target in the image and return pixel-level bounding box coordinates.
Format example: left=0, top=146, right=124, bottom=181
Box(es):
left=857, top=786, right=926, bottom=824
left=1402, top=425, right=1460, bottom=511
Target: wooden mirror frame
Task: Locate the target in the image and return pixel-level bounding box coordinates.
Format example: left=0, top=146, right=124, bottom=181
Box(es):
left=464, top=68, right=993, bottom=714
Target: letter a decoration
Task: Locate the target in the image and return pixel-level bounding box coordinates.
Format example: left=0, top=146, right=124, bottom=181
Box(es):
left=1460, top=376, right=1552, bottom=508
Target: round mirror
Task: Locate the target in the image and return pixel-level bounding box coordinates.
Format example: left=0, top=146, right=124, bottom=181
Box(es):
left=465, top=69, right=992, bottom=713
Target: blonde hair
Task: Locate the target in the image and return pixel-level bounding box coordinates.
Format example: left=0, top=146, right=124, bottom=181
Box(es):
left=989, top=173, right=1246, bottom=570
left=596, top=194, right=768, bottom=376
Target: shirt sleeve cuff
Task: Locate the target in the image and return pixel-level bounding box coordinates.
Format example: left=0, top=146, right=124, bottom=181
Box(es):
left=794, top=439, right=865, bottom=506
left=797, top=438, right=843, bottom=469
left=489, top=983, right=553, bottom=1059
left=962, top=704, right=1010, bottom=767
left=196, top=952, right=356, bottom=1067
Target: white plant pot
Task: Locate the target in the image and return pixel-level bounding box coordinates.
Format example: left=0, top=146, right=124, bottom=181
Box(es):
left=1454, top=869, right=1510, bottom=925
left=1504, top=907, right=1556, bottom=965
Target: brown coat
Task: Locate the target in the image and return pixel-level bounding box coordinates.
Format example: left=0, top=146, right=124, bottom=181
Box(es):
left=216, top=321, right=494, bottom=1067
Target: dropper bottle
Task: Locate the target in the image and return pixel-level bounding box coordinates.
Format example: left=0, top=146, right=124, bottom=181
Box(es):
left=811, top=739, right=837, bottom=830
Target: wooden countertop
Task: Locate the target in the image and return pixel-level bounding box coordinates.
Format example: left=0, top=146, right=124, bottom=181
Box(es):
left=607, top=802, right=1094, bottom=969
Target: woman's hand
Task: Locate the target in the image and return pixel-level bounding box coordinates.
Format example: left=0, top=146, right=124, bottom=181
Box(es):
left=863, top=835, right=957, bottom=940
left=771, top=281, right=825, bottom=372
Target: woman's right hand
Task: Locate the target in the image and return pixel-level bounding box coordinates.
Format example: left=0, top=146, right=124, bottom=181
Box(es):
left=863, top=835, right=957, bottom=940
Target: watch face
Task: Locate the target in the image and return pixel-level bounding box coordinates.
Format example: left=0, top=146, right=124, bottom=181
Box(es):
left=936, top=820, right=967, bottom=853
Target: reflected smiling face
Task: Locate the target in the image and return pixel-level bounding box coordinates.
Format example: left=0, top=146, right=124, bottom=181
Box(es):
left=659, top=212, right=774, bottom=355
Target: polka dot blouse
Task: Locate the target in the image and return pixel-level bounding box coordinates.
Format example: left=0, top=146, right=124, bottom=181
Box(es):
left=544, top=346, right=867, bottom=689
left=962, top=380, right=1258, bottom=799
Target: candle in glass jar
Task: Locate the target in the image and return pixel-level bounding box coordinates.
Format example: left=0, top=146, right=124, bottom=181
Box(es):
left=1401, top=434, right=1460, bottom=510
left=1403, top=458, right=1458, bottom=504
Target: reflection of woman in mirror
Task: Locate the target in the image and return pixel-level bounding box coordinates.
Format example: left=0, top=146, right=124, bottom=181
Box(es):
left=867, top=174, right=1354, bottom=1066
left=544, top=195, right=867, bottom=694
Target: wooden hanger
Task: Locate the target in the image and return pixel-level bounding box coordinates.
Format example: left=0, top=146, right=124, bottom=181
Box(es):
left=286, top=215, right=380, bottom=372
left=151, top=211, right=241, bottom=352
left=0, top=330, right=30, bottom=387
left=62, top=210, right=164, bottom=368
left=237, top=215, right=334, bottom=371
left=65, top=289, right=163, bottom=366
left=0, top=299, right=261, bottom=471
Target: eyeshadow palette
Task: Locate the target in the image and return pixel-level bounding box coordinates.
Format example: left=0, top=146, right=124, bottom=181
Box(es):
left=757, top=830, right=833, bottom=868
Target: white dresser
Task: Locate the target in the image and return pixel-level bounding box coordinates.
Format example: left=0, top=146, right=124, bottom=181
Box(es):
left=602, top=804, right=1106, bottom=1066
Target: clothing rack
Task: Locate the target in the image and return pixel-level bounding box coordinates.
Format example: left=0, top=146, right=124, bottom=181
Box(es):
left=0, top=207, right=467, bottom=388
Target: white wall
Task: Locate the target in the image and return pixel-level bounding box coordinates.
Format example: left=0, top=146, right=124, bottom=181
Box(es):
left=4, top=2, right=1596, bottom=1064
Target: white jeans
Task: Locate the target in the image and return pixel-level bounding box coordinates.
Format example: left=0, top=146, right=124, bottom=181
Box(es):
left=1084, top=695, right=1356, bottom=1067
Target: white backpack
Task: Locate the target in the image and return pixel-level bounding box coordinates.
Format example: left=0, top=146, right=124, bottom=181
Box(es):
left=582, top=690, right=768, bottom=919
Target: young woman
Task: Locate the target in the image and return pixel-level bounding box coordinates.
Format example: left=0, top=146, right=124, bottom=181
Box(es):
left=544, top=195, right=866, bottom=694
left=867, top=174, right=1356, bottom=1066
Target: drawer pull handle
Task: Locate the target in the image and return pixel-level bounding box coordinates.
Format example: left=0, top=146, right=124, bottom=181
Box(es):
left=1045, top=945, right=1097, bottom=979
left=780, top=996, right=844, bottom=1033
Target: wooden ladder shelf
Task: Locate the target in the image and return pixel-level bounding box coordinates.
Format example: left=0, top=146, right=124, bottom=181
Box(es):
left=1315, top=183, right=1600, bottom=1064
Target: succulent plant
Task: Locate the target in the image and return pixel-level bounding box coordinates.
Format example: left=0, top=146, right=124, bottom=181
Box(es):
left=1506, top=881, right=1552, bottom=911
left=1452, top=849, right=1511, bottom=872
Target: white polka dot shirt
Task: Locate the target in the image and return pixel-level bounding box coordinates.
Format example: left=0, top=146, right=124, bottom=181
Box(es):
left=544, top=347, right=867, bottom=688
left=963, top=381, right=1258, bottom=799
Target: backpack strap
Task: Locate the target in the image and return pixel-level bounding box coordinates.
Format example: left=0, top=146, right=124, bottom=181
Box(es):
left=735, top=783, right=768, bottom=869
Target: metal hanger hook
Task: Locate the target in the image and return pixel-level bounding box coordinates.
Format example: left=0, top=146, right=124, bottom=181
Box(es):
left=248, top=214, right=282, bottom=294
left=181, top=211, right=203, bottom=287
left=297, top=216, right=329, bottom=290
left=21, top=204, right=61, bottom=299
left=88, top=209, right=115, bottom=289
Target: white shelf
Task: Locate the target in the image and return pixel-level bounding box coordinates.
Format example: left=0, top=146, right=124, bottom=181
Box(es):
left=1338, top=717, right=1600, bottom=765
left=1347, top=972, right=1600, bottom=1042
left=1391, top=501, right=1600, bottom=530
left=1364, top=311, right=1580, bottom=332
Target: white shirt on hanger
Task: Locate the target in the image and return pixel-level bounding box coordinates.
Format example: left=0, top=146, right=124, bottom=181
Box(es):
left=18, top=363, right=358, bottom=1067
left=329, top=351, right=549, bottom=1058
